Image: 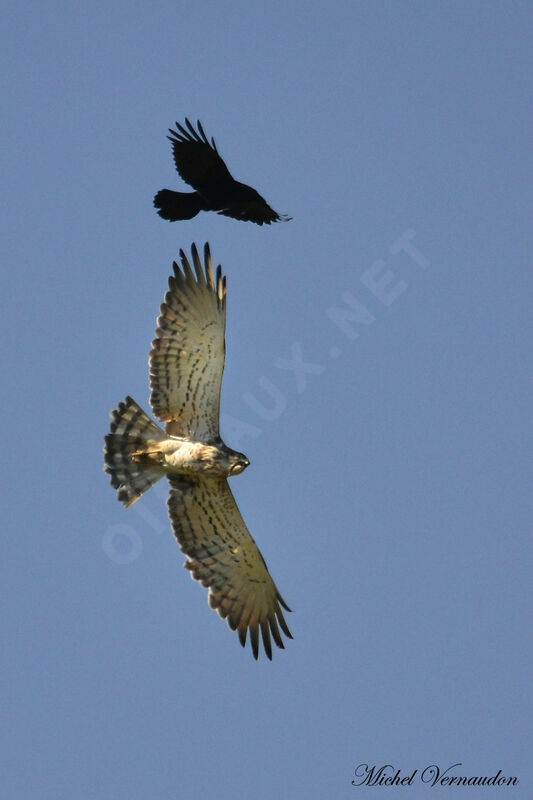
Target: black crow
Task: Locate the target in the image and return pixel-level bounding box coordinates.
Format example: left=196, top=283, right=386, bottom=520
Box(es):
left=154, top=119, right=291, bottom=226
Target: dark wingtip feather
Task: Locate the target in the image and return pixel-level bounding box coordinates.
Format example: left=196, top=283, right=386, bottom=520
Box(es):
left=278, top=591, right=291, bottom=612
left=188, top=242, right=208, bottom=288
left=276, top=607, right=293, bottom=640
left=203, top=242, right=214, bottom=290
left=179, top=248, right=195, bottom=283
left=261, top=621, right=273, bottom=660
left=196, top=120, right=210, bottom=146
left=174, top=121, right=193, bottom=141
left=250, top=625, right=259, bottom=660
left=167, top=125, right=188, bottom=144
left=268, top=615, right=285, bottom=650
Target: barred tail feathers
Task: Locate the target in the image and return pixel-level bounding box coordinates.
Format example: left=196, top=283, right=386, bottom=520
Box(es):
left=104, top=396, right=166, bottom=507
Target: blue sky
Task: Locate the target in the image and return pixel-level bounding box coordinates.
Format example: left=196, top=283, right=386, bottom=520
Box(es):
left=2, top=1, right=531, bottom=797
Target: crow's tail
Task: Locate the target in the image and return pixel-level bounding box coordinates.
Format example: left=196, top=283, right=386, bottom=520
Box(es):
left=153, top=189, right=205, bottom=221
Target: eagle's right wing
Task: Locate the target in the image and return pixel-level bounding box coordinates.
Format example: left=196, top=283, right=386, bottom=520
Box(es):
left=167, top=475, right=292, bottom=660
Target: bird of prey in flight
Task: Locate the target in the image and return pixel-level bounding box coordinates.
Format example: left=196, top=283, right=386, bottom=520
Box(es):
left=154, top=119, right=291, bottom=225
left=104, top=244, right=292, bottom=660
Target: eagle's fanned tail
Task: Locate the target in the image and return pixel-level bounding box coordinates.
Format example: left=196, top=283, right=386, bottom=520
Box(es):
left=105, top=396, right=166, bottom=506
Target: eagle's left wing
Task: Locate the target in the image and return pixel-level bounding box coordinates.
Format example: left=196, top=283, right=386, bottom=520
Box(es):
left=149, top=243, right=226, bottom=440
left=167, top=475, right=292, bottom=660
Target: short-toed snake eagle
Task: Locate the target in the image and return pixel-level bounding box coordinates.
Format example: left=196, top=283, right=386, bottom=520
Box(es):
left=104, top=244, right=292, bottom=659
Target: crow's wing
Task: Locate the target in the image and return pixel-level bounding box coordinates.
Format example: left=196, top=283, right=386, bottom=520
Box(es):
left=168, top=118, right=234, bottom=193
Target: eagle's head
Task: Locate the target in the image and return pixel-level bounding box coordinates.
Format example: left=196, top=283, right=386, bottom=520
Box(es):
left=228, top=451, right=250, bottom=476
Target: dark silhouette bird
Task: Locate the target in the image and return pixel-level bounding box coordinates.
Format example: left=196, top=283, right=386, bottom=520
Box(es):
left=154, top=119, right=291, bottom=226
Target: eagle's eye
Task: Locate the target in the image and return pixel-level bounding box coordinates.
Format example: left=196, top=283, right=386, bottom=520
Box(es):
left=230, top=457, right=250, bottom=476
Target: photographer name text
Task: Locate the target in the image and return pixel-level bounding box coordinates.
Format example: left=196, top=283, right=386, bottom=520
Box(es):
left=352, top=763, right=518, bottom=788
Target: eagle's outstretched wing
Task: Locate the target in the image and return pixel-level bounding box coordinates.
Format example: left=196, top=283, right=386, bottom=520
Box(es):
left=168, top=119, right=234, bottom=194
left=149, top=243, right=226, bottom=440
left=167, top=475, right=292, bottom=660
